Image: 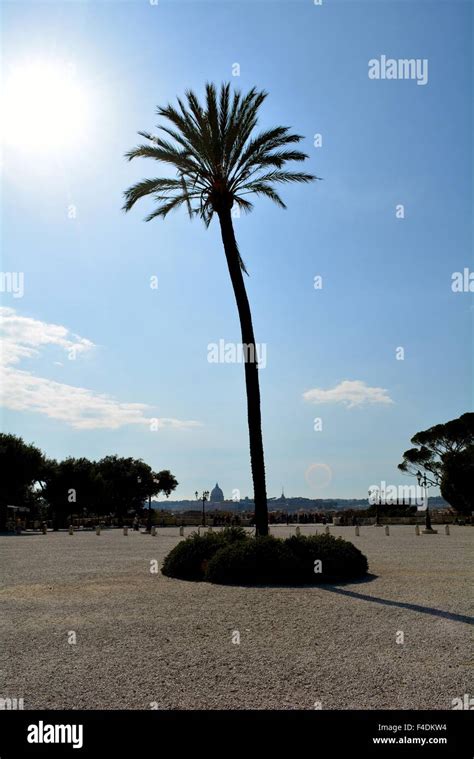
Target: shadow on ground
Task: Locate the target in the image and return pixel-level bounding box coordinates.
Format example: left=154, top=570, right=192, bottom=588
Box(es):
left=319, top=585, right=473, bottom=626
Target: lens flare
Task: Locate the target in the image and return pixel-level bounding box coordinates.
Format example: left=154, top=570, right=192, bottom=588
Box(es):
left=304, top=462, right=333, bottom=492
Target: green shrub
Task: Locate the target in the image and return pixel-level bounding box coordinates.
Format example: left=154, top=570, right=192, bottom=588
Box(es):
left=161, top=527, right=249, bottom=581
left=161, top=533, right=222, bottom=581
left=285, top=534, right=368, bottom=581
left=162, top=529, right=369, bottom=585
left=219, top=526, right=249, bottom=544
left=204, top=535, right=302, bottom=585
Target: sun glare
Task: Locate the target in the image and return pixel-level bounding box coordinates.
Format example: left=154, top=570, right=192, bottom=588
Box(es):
left=1, top=61, right=89, bottom=152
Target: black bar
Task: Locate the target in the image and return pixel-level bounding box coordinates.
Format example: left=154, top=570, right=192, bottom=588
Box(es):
left=0, top=710, right=471, bottom=757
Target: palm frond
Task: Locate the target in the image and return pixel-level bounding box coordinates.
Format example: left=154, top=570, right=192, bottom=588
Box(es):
left=218, top=82, right=231, bottom=143
left=239, top=182, right=287, bottom=208
left=122, top=178, right=182, bottom=212
left=143, top=193, right=199, bottom=222
left=225, top=89, right=267, bottom=175
left=123, top=83, right=318, bottom=229
left=180, top=173, right=194, bottom=218
left=124, top=143, right=200, bottom=177
left=205, top=82, right=221, bottom=166
left=157, top=100, right=214, bottom=174
left=233, top=196, right=254, bottom=214
left=241, top=170, right=316, bottom=187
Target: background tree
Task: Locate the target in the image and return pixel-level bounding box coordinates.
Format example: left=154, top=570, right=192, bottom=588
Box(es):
left=398, top=413, right=474, bottom=516
left=42, top=457, right=178, bottom=527
left=154, top=469, right=178, bottom=498
left=0, top=434, right=47, bottom=530
left=42, top=457, right=105, bottom=529
left=143, top=469, right=178, bottom=531
left=440, top=447, right=473, bottom=516
left=96, top=456, right=173, bottom=520
left=0, top=434, right=178, bottom=529
left=123, top=83, right=317, bottom=536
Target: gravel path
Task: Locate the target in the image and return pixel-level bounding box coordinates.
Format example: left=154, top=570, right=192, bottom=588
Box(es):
left=0, top=525, right=472, bottom=710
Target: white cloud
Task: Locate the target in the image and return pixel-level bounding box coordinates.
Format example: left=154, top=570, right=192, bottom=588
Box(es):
left=0, top=307, right=200, bottom=430
left=303, top=380, right=394, bottom=409
left=0, top=307, right=94, bottom=365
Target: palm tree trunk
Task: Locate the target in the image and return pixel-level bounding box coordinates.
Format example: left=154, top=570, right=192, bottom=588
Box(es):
left=217, top=207, right=268, bottom=536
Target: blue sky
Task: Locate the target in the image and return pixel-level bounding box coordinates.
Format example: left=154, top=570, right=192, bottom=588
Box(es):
left=1, top=0, right=472, bottom=501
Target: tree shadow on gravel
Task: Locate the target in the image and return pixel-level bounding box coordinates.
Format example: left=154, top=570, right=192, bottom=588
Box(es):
left=319, top=585, right=473, bottom=626
left=229, top=573, right=379, bottom=590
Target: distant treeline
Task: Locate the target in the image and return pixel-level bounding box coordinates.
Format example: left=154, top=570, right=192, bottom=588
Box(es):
left=0, top=433, right=178, bottom=529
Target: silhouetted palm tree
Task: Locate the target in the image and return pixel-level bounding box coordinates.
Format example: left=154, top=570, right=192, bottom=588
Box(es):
left=123, top=83, right=317, bottom=536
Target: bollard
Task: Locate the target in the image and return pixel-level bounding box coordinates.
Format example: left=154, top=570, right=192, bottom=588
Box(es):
left=179, top=525, right=184, bottom=537
left=42, top=524, right=47, bottom=535
left=445, top=524, right=450, bottom=535
left=324, top=525, right=330, bottom=535
left=385, top=525, right=390, bottom=536
left=151, top=526, right=156, bottom=536
left=355, top=526, right=360, bottom=537
left=415, top=524, right=420, bottom=536
left=123, top=526, right=128, bottom=536
left=295, top=526, right=301, bottom=536
left=69, top=525, right=74, bottom=535
left=96, top=525, right=101, bottom=536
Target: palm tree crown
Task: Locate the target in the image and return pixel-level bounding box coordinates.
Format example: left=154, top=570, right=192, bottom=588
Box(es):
left=123, top=83, right=317, bottom=239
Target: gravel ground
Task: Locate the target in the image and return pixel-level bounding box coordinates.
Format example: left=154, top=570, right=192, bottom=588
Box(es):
left=0, top=524, right=472, bottom=710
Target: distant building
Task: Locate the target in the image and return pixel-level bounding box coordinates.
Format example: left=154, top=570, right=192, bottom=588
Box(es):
left=210, top=483, right=224, bottom=504
left=275, top=488, right=286, bottom=503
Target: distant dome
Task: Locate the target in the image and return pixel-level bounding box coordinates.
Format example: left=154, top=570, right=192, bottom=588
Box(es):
left=210, top=483, right=224, bottom=502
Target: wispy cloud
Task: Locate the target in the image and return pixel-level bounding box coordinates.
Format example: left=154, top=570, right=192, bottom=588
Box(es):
left=1, top=307, right=95, bottom=366
left=0, top=307, right=200, bottom=430
left=303, top=379, right=394, bottom=409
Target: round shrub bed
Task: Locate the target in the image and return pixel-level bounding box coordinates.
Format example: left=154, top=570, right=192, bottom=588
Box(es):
left=204, top=535, right=302, bottom=585
left=161, top=527, right=248, bottom=581
left=285, top=534, right=369, bottom=582
left=162, top=529, right=369, bottom=585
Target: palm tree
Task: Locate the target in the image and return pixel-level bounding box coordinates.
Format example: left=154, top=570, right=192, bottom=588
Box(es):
left=123, top=83, right=317, bottom=536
